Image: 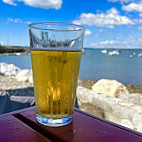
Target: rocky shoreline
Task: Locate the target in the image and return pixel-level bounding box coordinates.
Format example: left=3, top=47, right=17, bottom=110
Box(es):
left=80, top=79, right=142, bottom=94
left=1, top=73, right=142, bottom=96
left=1, top=62, right=142, bottom=94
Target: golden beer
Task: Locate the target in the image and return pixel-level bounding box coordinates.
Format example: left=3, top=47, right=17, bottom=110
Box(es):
left=31, top=49, right=82, bottom=119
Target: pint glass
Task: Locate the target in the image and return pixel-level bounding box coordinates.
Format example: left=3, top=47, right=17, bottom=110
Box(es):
left=29, top=22, right=85, bottom=126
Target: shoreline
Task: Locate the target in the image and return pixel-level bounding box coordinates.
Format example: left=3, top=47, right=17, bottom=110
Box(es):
left=0, top=61, right=142, bottom=94
left=1, top=74, right=142, bottom=95
left=80, top=79, right=142, bottom=94
left=0, top=45, right=29, bottom=54
left=0, top=51, right=29, bottom=56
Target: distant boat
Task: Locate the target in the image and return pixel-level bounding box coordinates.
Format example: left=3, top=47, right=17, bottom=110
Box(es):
left=101, top=49, right=107, bottom=54
left=15, top=53, right=22, bottom=56
left=129, top=55, right=133, bottom=58
left=138, top=53, right=142, bottom=57
left=108, top=50, right=120, bottom=56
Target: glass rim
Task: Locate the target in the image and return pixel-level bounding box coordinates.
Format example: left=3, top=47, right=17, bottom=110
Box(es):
left=28, top=22, right=85, bottom=32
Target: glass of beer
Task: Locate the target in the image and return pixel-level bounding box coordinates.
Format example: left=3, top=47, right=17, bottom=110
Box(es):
left=29, top=22, right=85, bottom=126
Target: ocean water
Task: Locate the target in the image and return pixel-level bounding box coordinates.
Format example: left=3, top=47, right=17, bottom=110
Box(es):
left=80, top=48, right=142, bottom=86
left=0, top=54, right=32, bottom=69
left=1, top=48, right=142, bottom=86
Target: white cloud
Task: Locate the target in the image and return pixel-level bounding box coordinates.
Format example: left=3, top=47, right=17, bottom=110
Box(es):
left=99, top=40, right=118, bottom=45
left=137, top=26, right=142, bottom=30
left=98, top=29, right=105, bottom=32
left=139, top=13, right=142, bottom=17
left=133, top=18, right=142, bottom=23
left=122, top=2, right=142, bottom=12
left=3, top=0, right=16, bottom=5
left=95, top=34, right=98, bottom=37
left=85, top=29, right=92, bottom=36
left=73, top=8, right=134, bottom=28
left=2, top=0, right=62, bottom=9
left=7, top=18, right=22, bottom=23
left=7, top=18, right=30, bottom=24
left=108, top=0, right=134, bottom=3
left=90, top=38, right=142, bottom=48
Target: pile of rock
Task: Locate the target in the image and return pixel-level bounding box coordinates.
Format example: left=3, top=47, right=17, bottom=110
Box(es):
left=0, top=63, right=34, bottom=114
left=16, top=69, right=33, bottom=84
left=0, top=63, right=33, bottom=84
left=92, top=79, right=129, bottom=98
left=77, top=79, right=142, bottom=133
left=0, top=62, right=21, bottom=76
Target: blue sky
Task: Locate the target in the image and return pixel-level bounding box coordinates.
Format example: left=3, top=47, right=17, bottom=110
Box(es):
left=1, top=0, right=142, bottom=48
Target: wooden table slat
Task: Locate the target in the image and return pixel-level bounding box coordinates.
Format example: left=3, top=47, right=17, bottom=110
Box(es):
left=0, top=114, right=51, bottom=142
left=14, top=107, right=142, bottom=142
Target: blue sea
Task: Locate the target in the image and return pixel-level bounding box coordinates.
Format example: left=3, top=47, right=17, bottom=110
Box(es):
left=1, top=48, right=142, bottom=86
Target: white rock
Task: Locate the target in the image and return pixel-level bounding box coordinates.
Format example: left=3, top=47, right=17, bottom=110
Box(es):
left=0, top=62, right=21, bottom=76
left=16, top=69, right=30, bottom=77
left=78, top=79, right=82, bottom=86
left=132, top=110, right=142, bottom=132
left=120, top=119, right=134, bottom=129
left=92, top=79, right=129, bottom=98
left=77, top=86, right=141, bottom=130
left=123, top=93, right=142, bottom=106
left=17, top=76, right=29, bottom=82
left=136, top=126, right=142, bottom=133
left=28, top=70, right=33, bottom=84
left=16, top=69, right=31, bottom=82
left=28, top=75, right=33, bottom=84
